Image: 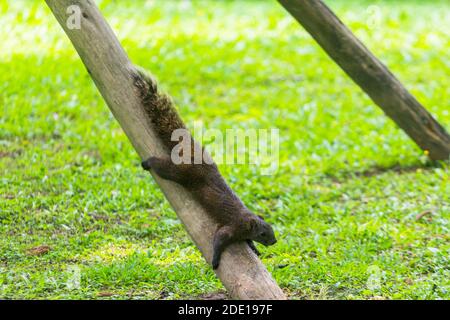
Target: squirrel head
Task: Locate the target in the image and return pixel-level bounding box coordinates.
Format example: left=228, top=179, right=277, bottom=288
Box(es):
left=249, top=214, right=277, bottom=246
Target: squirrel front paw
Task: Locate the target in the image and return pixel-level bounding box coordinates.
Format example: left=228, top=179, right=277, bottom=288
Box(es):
left=250, top=246, right=260, bottom=256
left=247, top=240, right=260, bottom=256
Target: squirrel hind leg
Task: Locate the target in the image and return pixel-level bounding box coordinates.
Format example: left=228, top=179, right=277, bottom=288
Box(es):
left=141, top=158, right=153, bottom=171
left=142, top=156, right=183, bottom=183
left=141, top=156, right=195, bottom=186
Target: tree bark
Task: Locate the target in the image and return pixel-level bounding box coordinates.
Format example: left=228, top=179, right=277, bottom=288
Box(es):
left=45, top=0, right=286, bottom=300
left=278, top=0, right=450, bottom=161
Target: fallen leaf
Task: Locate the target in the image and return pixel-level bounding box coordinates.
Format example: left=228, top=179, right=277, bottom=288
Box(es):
left=27, top=245, right=51, bottom=256
left=415, top=210, right=432, bottom=221
left=196, top=292, right=228, bottom=300
left=97, top=291, right=114, bottom=297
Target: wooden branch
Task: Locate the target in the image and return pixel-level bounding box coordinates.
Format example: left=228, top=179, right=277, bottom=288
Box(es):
left=45, top=0, right=286, bottom=300
left=278, top=0, right=450, bottom=161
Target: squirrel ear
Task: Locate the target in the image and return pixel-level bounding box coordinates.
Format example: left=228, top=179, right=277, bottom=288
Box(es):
left=249, top=217, right=259, bottom=231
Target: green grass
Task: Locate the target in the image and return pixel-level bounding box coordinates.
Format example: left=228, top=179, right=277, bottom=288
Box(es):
left=1, top=0, right=449, bottom=300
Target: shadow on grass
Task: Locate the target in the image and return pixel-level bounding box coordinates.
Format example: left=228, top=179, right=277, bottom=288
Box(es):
left=327, top=161, right=447, bottom=182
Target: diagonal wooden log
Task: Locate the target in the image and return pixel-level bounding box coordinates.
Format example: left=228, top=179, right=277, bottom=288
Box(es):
left=45, top=0, right=286, bottom=300
left=278, top=0, right=450, bottom=161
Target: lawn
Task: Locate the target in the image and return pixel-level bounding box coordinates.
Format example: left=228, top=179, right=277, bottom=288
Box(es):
left=0, top=0, right=449, bottom=300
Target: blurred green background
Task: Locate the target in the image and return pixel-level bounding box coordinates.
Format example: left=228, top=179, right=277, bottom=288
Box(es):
left=0, top=0, right=449, bottom=299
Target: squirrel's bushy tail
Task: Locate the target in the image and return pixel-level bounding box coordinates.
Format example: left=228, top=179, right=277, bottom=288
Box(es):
left=135, top=67, right=187, bottom=152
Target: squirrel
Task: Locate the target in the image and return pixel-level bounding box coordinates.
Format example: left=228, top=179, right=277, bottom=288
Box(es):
left=133, top=67, right=277, bottom=269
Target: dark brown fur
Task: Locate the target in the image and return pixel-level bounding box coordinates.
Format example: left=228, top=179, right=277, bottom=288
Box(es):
left=135, top=67, right=276, bottom=269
